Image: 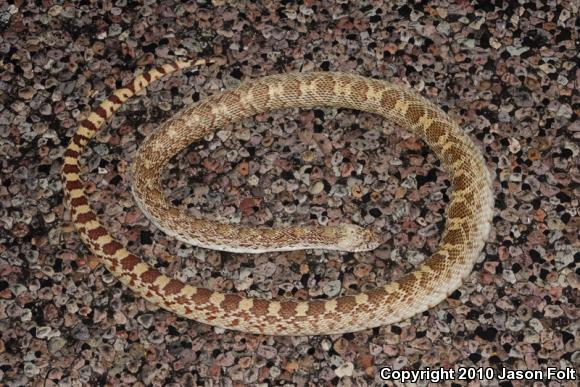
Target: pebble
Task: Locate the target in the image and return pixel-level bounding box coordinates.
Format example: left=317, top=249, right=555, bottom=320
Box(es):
left=543, top=305, right=564, bottom=319
left=71, top=324, right=90, bottom=340
left=23, top=362, right=40, bottom=377
left=36, top=326, right=52, bottom=339
left=334, top=362, right=354, bottom=378
left=48, top=337, right=67, bottom=354
left=254, top=262, right=277, bottom=277
left=309, top=181, right=324, bottom=195
left=18, top=86, right=36, bottom=100
left=257, top=345, right=277, bottom=359
left=235, top=128, right=251, bottom=141
left=322, top=280, right=342, bottom=297
left=506, top=46, right=529, bottom=56
left=137, top=314, right=154, bottom=329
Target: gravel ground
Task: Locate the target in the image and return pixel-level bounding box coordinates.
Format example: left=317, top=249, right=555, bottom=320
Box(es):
left=0, top=1, right=578, bottom=386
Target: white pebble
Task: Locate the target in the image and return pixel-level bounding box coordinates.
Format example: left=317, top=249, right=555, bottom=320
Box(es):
left=323, top=280, right=342, bottom=297
left=335, top=362, right=354, bottom=378
left=309, top=181, right=324, bottom=195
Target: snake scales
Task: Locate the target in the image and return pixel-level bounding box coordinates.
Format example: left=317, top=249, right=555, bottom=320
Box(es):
left=62, top=60, right=493, bottom=335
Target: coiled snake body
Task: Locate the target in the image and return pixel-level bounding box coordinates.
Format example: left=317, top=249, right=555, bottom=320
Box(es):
left=62, top=60, right=493, bottom=335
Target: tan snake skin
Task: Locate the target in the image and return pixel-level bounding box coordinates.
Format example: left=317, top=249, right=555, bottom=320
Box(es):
left=62, top=60, right=493, bottom=335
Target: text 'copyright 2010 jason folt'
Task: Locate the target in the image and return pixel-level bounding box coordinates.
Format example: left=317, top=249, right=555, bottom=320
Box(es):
left=379, top=367, right=577, bottom=383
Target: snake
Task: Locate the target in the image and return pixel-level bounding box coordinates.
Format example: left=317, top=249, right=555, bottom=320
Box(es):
left=62, top=59, right=493, bottom=335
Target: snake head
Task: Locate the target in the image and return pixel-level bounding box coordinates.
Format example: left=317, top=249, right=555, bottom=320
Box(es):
left=335, top=224, right=382, bottom=252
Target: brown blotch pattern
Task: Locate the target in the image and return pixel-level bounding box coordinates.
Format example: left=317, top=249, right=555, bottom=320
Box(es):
left=351, top=81, right=369, bottom=103
left=304, top=301, right=325, bottom=318
left=425, top=121, right=447, bottom=145
left=66, top=180, right=83, bottom=191
left=62, top=164, right=80, bottom=174
left=75, top=211, right=97, bottom=224
left=380, top=90, right=397, bottom=110
left=442, top=228, right=463, bottom=246
left=397, top=274, right=418, bottom=293
left=164, top=279, right=185, bottom=295
left=87, top=227, right=107, bottom=240
left=70, top=196, right=89, bottom=207
left=221, top=294, right=242, bottom=310
left=140, top=268, right=161, bottom=284
left=336, top=296, right=357, bottom=311
left=367, top=288, right=389, bottom=307
left=248, top=82, right=270, bottom=107
left=191, top=288, right=213, bottom=305
left=94, top=106, right=108, bottom=119
left=279, top=301, right=298, bottom=319
left=64, top=149, right=80, bottom=159
left=81, top=119, right=98, bottom=132
left=282, top=78, right=302, bottom=98
left=453, top=173, right=470, bottom=191
left=424, top=253, right=448, bottom=272
left=405, top=104, right=426, bottom=123
left=250, top=299, right=269, bottom=316
left=120, top=254, right=140, bottom=271
left=108, top=95, right=122, bottom=105
left=315, top=74, right=336, bottom=94
left=448, top=201, right=473, bottom=220
left=445, top=144, right=464, bottom=163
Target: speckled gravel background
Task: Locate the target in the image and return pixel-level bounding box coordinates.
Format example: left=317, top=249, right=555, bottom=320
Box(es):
left=0, top=1, right=578, bottom=386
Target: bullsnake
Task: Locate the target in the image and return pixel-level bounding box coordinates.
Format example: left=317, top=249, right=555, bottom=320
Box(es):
left=62, top=60, right=493, bottom=335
